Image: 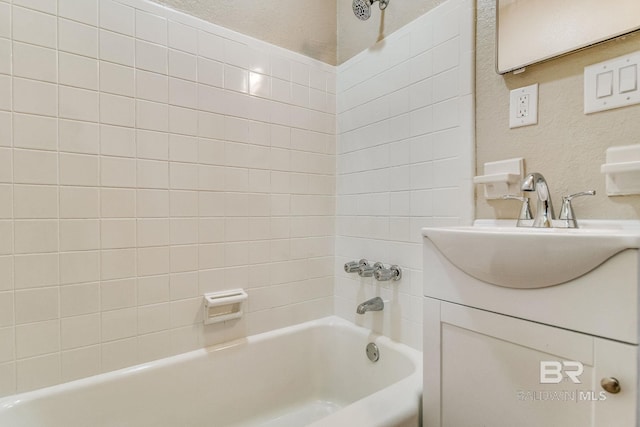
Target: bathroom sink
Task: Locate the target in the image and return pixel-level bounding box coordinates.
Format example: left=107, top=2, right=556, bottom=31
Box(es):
left=422, top=220, right=640, bottom=288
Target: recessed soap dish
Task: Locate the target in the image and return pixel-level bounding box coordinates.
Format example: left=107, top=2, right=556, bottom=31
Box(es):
left=203, top=289, right=248, bottom=325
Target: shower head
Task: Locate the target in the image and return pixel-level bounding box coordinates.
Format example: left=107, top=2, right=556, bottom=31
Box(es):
left=352, top=0, right=390, bottom=21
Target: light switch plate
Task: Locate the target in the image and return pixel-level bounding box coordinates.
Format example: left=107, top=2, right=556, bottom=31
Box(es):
left=509, top=83, right=538, bottom=128
left=585, top=50, right=640, bottom=114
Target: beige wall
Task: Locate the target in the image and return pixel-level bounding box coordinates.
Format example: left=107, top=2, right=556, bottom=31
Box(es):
left=153, top=0, right=338, bottom=64
left=476, top=0, right=640, bottom=220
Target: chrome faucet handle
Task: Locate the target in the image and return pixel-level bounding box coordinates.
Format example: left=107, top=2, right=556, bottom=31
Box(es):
left=559, top=190, right=595, bottom=228
left=358, top=262, right=383, bottom=278
left=374, top=264, right=402, bottom=281
left=502, top=195, right=533, bottom=227
left=344, top=259, right=369, bottom=273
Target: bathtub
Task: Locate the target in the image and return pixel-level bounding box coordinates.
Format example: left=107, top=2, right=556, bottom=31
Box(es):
left=0, top=316, right=422, bottom=427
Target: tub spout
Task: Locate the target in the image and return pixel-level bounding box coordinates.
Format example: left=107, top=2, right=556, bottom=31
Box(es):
left=356, top=297, right=384, bottom=314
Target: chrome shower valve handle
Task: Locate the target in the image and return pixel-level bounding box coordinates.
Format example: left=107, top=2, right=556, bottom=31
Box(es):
left=374, top=264, right=402, bottom=281
left=359, top=262, right=384, bottom=277
left=344, top=259, right=369, bottom=273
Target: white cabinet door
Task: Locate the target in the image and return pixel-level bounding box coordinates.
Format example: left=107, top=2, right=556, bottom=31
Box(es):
left=423, top=298, right=638, bottom=427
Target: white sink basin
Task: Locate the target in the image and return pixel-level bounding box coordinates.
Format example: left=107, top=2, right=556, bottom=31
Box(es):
left=422, top=220, right=640, bottom=288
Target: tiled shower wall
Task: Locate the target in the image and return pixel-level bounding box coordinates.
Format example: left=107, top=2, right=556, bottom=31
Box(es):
left=335, top=0, right=475, bottom=349
left=0, top=0, right=335, bottom=395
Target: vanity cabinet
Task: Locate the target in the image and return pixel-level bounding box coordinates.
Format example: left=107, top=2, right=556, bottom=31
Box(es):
left=423, top=298, right=638, bottom=426
left=422, top=235, right=640, bottom=427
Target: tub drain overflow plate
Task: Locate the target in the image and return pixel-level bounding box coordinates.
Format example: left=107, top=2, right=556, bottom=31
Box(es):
left=366, top=342, right=380, bottom=362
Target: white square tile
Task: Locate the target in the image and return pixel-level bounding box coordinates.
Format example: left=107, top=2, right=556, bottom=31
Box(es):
left=16, top=320, right=59, bottom=358
left=0, top=291, right=13, bottom=326
left=136, top=189, right=168, bottom=217
left=101, top=188, right=135, bottom=218
left=198, top=137, right=225, bottom=165
left=61, top=313, right=100, bottom=350
left=59, top=18, right=98, bottom=58
left=59, top=251, right=99, bottom=285
left=13, top=42, right=56, bottom=83
left=137, top=129, right=168, bottom=161
left=59, top=53, right=98, bottom=90
left=169, top=190, right=197, bottom=217
left=169, top=49, right=196, bottom=81
left=59, top=153, right=100, bottom=186
left=0, top=75, right=9, bottom=111
left=169, top=272, right=198, bottom=300
left=0, top=3, right=10, bottom=39
left=13, top=0, right=56, bottom=14
left=0, top=327, right=14, bottom=363
left=168, top=21, right=197, bottom=54
left=249, top=72, right=270, bottom=99
left=137, top=246, right=170, bottom=277
left=169, top=106, right=197, bottom=136
left=13, top=149, right=57, bottom=184
left=137, top=303, right=170, bottom=334
left=169, top=78, right=197, bottom=108
left=59, top=0, right=97, bottom=26
left=197, top=30, right=224, bottom=61
left=100, top=338, right=136, bottom=372
left=13, top=113, right=57, bottom=150
left=59, top=119, right=99, bottom=154
left=0, top=112, right=10, bottom=147
left=137, top=218, right=169, bottom=247
left=0, top=362, right=16, bottom=397
left=136, top=100, right=168, bottom=132
left=100, top=124, right=135, bottom=158
left=224, top=39, right=248, bottom=69
left=433, top=37, right=460, bottom=75
left=12, top=6, right=56, bottom=49
left=100, top=93, right=134, bottom=127
left=99, top=0, right=134, bottom=36
left=100, top=62, right=134, bottom=96
left=224, top=65, right=248, bottom=93
left=0, top=185, right=10, bottom=219
left=61, top=346, right=100, bottom=382
left=59, top=219, right=100, bottom=251
left=101, top=308, right=136, bottom=341
left=135, top=9, right=167, bottom=45
left=170, top=245, right=197, bottom=273
left=136, top=39, right=167, bottom=74
left=169, top=162, right=198, bottom=190
left=13, top=184, right=57, bottom=219
left=138, top=275, right=169, bottom=306
left=101, top=156, right=136, bottom=188
left=59, top=186, right=100, bottom=219
left=60, top=282, right=99, bottom=317
left=13, top=78, right=57, bottom=117
left=59, top=86, right=99, bottom=122
left=16, top=354, right=60, bottom=393
left=136, top=69, right=168, bottom=103
left=14, top=253, right=58, bottom=289
left=137, top=159, right=168, bottom=189
left=170, top=218, right=197, bottom=245
left=15, top=287, right=58, bottom=324
left=197, top=57, right=224, bottom=88
left=169, top=134, right=198, bottom=163
left=0, top=221, right=11, bottom=256
left=100, top=278, right=136, bottom=311
left=99, top=30, right=134, bottom=67
left=100, top=249, right=136, bottom=281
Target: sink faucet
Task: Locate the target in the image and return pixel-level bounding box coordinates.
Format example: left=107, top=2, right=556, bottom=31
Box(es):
left=521, top=172, right=555, bottom=228
left=356, top=297, right=384, bottom=314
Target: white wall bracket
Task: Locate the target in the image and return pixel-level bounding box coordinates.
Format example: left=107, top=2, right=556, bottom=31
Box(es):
left=203, top=289, right=248, bottom=325
left=474, top=157, right=524, bottom=199
left=601, top=144, right=640, bottom=196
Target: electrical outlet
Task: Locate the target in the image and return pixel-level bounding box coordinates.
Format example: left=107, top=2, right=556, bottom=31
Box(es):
left=509, top=83, right=538, bottom=128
